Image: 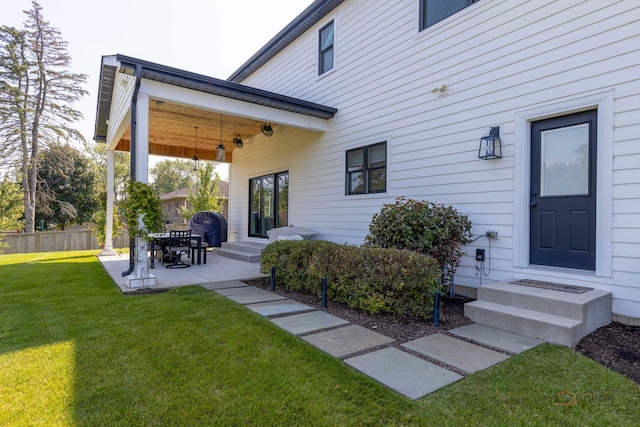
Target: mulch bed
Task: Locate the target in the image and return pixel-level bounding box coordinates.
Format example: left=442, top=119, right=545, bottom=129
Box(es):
left=576, top=322, right=640, bottom=384
left=244, top=278, right=473, bottom=342
left=243, top=277, right=640, bottom=384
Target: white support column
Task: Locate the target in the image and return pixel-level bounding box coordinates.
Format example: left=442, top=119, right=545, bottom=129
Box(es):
left=135, top=92, right=150, bottom=185
left=126, top=91, right=156, bottom=288
left=99, top=149, right=116, bottom=256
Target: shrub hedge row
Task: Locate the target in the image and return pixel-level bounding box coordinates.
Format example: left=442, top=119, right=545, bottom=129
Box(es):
left=259, top=240, right=442, bottom=319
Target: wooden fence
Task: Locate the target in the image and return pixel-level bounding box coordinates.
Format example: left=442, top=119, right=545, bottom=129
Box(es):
left=1, top=228, right=130, bottom=254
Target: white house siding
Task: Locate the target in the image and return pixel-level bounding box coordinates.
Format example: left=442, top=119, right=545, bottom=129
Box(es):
left=106, top=73, right=136, bottom=149
left=228, top=0, right=640, bottom=319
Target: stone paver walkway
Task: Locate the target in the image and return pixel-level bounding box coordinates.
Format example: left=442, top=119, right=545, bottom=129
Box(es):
left=206, top=280, right=542, bottom=400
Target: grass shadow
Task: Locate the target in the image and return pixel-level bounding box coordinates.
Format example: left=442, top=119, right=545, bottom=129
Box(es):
left=0, top=251, right=413, bottom=425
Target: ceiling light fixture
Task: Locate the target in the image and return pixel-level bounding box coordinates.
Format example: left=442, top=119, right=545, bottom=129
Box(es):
left=192, top=126, right=199, bottom=171
left=261, top=123, right=274, bottom=137
left=233, top=136, right=244, bottom=148
left=216, top=114, right=226, bottom=162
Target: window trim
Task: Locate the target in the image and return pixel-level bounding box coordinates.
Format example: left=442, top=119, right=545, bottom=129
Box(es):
left=318, top=20, right=335, bottom=75
left=345, top=142, right=387, bottom=195
left=419, top=0, right=480, bottom=31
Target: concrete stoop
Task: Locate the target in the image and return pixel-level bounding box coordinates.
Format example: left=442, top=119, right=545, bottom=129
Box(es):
left=216, top=241, right=267, bottom=263
left=464, top=281, right=612, bottom=348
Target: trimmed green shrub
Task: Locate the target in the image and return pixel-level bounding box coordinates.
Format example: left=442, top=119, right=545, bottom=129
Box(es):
left=260, top=240, right=441, bottom=319
left=364, top=197, right=472, bottom=285
left=260, top=240, right=338, bottom=294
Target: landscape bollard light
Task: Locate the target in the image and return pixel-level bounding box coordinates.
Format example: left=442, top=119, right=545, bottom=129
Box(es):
left=321, top=278, right=328, bottom=308
left=433, top=291, right=441, bottom=326
left=270, top=267, right=276, bottom=291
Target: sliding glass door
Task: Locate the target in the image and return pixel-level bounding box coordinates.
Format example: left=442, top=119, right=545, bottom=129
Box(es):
left=249, top=172, right=288, bottom=238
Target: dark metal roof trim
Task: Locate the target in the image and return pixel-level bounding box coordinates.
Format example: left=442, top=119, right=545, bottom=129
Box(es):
left=228, top=0, right=345, bottom=83
left=93, top=54, right=337, bottom=142
left=93, top=57, right=117, bottom=142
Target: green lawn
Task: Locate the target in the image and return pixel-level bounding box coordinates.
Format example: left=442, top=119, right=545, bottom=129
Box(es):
left=0, top=251, right=638, bottom=426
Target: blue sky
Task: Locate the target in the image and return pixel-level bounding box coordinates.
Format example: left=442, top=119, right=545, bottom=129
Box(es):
left=2, top=0, right=315, bottom=170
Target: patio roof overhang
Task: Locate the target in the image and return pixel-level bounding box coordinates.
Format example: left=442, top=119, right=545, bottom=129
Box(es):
left=94, top=54, right=337, bottom=162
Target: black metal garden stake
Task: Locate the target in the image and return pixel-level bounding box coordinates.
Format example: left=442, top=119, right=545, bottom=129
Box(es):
left=321, top=278, right=328, bottom=308
left=433, top=291, right=441, bottom=326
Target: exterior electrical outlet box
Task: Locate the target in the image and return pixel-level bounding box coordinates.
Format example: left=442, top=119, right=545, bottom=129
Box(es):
left=486, top=230, right=498, bottom=239
left=476, top=248, right=486, bottom=262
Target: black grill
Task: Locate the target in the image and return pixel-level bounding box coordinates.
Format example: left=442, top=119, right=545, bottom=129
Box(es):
left=189, top=211, right=228, bottom=247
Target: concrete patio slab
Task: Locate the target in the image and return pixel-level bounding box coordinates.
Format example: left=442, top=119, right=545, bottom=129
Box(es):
left=270, top=311, right=349, bottom=335
left=345, top=348, right=463, bottom=399
left=214, top=286, right=286, bottom=304
left=98, top=251, right=263, bottom=293
left=402, top=333, right=510, bottom=374
left=302, top=324, right=394, bottom=358
left=449, top=323, right=544, bottom=354
left=247, top=299, right=314, bottom=317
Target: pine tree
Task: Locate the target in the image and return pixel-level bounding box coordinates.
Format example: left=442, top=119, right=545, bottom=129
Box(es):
left=36, top=143, right=99, bottom=230
left=0, top=1, right=88, bottom=232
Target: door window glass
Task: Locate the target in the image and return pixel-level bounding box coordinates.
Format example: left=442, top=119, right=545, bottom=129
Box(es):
left=540, top=123, right=589, bottom=197
left=249, top=172, right=288, bottom=237
left=278, top=174, right=289, bottom=227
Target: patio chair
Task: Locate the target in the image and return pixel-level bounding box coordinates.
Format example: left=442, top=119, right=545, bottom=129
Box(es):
left=164, top=230, right=192, bottom=269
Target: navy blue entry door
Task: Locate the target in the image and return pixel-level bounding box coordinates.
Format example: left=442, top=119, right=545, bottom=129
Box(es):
left=530, top=110, right=597, bottom=271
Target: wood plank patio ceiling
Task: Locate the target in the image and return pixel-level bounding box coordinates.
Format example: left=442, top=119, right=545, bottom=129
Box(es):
left=113, top=99, right=268, bottom=162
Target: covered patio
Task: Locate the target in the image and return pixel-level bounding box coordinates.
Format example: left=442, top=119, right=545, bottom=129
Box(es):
left=93, top=54, right=336, bottom=287
left=98, top=250, right=263, bottom=293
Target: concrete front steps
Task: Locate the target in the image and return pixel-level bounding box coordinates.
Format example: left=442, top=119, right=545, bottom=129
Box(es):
left=464, top=281, right=612, bottom=348
left=216, top=241, right=267, bottom=263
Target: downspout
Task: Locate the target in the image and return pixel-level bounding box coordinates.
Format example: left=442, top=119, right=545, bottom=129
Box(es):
left=122, top=64, right=143, bottom=277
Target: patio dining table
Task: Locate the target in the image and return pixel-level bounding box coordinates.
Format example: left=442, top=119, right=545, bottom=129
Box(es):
left=149, top=232, right=203, bottom=267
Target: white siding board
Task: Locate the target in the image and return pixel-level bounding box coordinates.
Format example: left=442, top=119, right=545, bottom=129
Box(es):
left=614, top=170, right=640, bottom=185
left=613, top=199, right=640, bottom=214
left=613, top=184, right=640, bottom=200
left=614, top=300, right=640, bottom=320
left=106, top=73, right=136, bottom=147
left=612, top=244, right=640, bottom=260
left=612, top=257, right=640, bottom=275
left=615, top=214, right=640, bottom=229
left=614, top=154, right=640, bottom=170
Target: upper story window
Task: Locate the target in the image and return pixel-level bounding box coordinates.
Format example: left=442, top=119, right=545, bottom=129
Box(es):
left=420, top=0, right=480, bottom=30
left=318, top=20, right=334, bottom=75
left=346, top=142, right=387, bottom=195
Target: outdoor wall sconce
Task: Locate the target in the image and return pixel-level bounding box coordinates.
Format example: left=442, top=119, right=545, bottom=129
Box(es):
left=233, top=136, right=244, bottom=148
left=192, top=126, right=199, bottom=171
left=478, top=126, right=502, bottom=160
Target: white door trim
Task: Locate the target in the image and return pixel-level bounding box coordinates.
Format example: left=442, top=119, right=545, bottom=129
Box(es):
left=513, top=91, right=614, bottom=277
